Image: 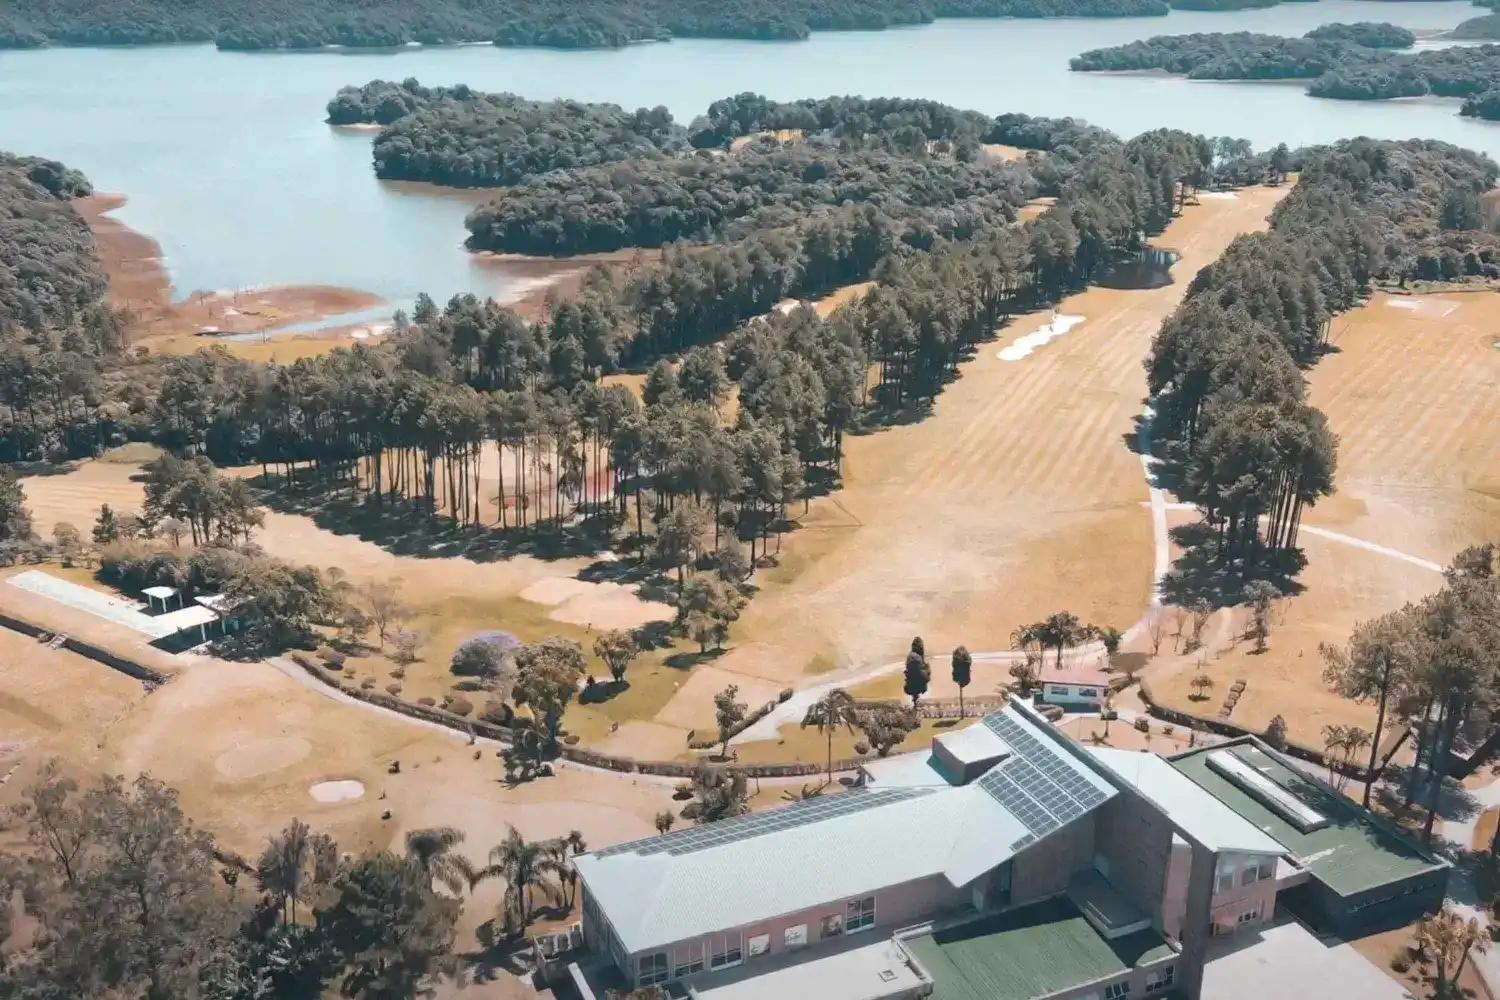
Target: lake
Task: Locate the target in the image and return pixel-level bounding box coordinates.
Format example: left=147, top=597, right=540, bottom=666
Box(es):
left=0, top=0, right=1493, bottom=311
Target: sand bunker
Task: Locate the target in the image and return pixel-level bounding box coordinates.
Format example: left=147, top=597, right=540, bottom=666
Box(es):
left=549, top=582, right=675, bottom=630
left=215, top=736, right=311, bottom=779
left=309, top=779, right=365, bottom=803
left=519, top=576, right=597, bottom=606
left=1384, top=296, right=1458, bottom=318
left=999, top=314, right=1085, bottom=361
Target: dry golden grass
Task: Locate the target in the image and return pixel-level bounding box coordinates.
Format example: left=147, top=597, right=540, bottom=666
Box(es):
left=1307, top=290, right=1500, bottom=563
left=668, top=186, right=1290, bottom=731
left=1153, top=290, right=1499, bottom=747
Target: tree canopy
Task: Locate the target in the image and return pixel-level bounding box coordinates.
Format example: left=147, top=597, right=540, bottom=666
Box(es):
left=350, top=83, right=685, bottom=188
left=0, top=0, right=1173, bottom=52
left=1074, top=31, right=1500, bottom=118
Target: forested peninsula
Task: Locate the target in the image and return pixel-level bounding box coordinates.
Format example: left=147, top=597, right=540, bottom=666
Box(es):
left=329, top=81, right=684, bottom=188
left=1073, top=27, right=1500, bottom=119
left=464, top=148, right=1032, bottom=254
left=0, top=0, right=1176, bottom=51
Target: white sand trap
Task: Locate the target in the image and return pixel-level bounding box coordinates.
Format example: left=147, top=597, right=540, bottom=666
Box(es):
left=215, top=736, right=311, bottom=779
left=1385, top=296, right=1458, bottom=318
left=309, top=779, right=365, bottom=803
left=999, top=314, right=1085, bottom=362
left=1198, top=191, right=1239, bottom=200
left=549, top=583, right=675, bottom=630
left=519, top=576, right=597, bottom=606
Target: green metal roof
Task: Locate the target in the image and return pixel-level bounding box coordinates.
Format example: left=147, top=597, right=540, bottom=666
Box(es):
left=906, top=897, right=1174, bottom=1000
left=1171, top=742, right=1446, bottom=896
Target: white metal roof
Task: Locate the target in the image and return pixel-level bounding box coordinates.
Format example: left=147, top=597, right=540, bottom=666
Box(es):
left=1088, top=747, right=1284, bottom=856
left=142, top=586, right=179, bottom=599
left=934, top=723, right=1011, bottom=767
left=156, top=605, right=219, bottom=631
left=578, top=704, right=1116, bottom=954
left=577, top=785, right=1027, bottom=954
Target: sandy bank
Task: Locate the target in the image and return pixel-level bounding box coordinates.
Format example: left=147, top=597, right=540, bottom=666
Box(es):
left=75, top=193, right=384, bottom=349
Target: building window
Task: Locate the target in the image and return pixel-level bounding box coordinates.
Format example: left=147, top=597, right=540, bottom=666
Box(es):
left=1049, top=685, right=1070, bottom=697
left=1146, top=966, right=1176, bottom=994
left=747, top=933, right=770, bottom=958
left=1215, top=857, right=1237, bottom=894
left=784, top=924, right=808, bottom=949
left=673, top=941, right=704, bottom=979
left=1241, top=864, right=1257, bottom=887
left=1238, top=905, right=1261, bottom=926
left=1256, top=857, right=1277, bottom=882
left=638, top=953, right=668, bottom=987
left=846, top=896, right=877, bottom=933
left=710, top=933, right=743, bottom=970
left=1104, top=981, right=1132, bottom=1000
left=1079, top=688, right=1100, bottom=697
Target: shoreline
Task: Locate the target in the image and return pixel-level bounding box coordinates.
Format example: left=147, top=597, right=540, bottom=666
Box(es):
left=75, top=192, right=385, bottom=349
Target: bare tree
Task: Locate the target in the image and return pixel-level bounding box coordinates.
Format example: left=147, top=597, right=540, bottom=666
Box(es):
left=364, top=579, right=412, bottom=650
left=1146, top=608, right=1167, bottom=656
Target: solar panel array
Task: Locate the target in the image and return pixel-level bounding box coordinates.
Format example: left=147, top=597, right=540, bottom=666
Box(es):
left=593, top=787, right=934, bottom=859
left=977, top=711, right=1112, bottom=849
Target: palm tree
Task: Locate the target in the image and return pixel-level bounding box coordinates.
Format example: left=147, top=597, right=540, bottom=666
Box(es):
left=257, top=818, right=310, bottom=925
left=549, top=830, right=588, bottom=909
left=473, top=825, right=566, bottom=933
left=404, top=826, right=476, bottom=895
left=1043, top=611, right=1085, bottom=666
left=802, top=688, right=860, bottom=786
left=1416, top=907, right=1489, bottom=995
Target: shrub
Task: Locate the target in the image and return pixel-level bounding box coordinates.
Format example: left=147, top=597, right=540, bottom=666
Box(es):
left=386, top=683, right=402, bottom=696
left=779, top=687, right=793, bottom=703
left=322, top=659, right=343, bottom=672
left=361, top=679, right=376, bottom=690
left=450, top=630, right=521, bottom=677
left=418, top=696, right=437, bottom=707
left=288, top=651, right=318, bottom=671
left=445, top=695, right=474, bottom=716
left=854, top=741, right=870, bottom=755
left=480, top=699, right=511, bottom=725
left=390, top=668, right=405, bottom=679
left=1390, top=956, right=1411, bottom=973
left=453, top=679, right=483, bottom=692
left=564, top=734, right=580, bottom=746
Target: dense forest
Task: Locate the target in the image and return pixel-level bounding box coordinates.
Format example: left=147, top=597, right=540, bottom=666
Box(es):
left=1070, top=26, right=1407, bottom=78
left=685, top=93, right=997, bottom=150
left=0, top=152, right=105, bottom=331
left=0, top=0, right=1183, bottom=51
left=0, top=153, right=127, bottom=463
left=1073, top=29, right=1500, bottom=115
left=462, top=146, right=1032, bottom=254
left=1146, top=138, right=1497, bottom=585
left=363, top=90, right=683, bottom=188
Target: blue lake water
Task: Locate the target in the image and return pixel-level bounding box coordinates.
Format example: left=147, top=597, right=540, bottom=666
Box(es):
left=0, top=0, right=1492, bottom=306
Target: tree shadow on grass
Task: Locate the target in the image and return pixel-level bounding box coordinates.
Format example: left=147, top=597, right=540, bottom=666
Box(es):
left=579, top=679, right=628, bottom=704
left=1158, top=524, right=1307, bottom=610
left=254, top=474, right=617, bottom=564
left=664, top=648, right=725, bottom=670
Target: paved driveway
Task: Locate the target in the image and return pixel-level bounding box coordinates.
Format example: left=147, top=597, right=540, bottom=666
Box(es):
left=1202, top=917, right=1413, bottom=1000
